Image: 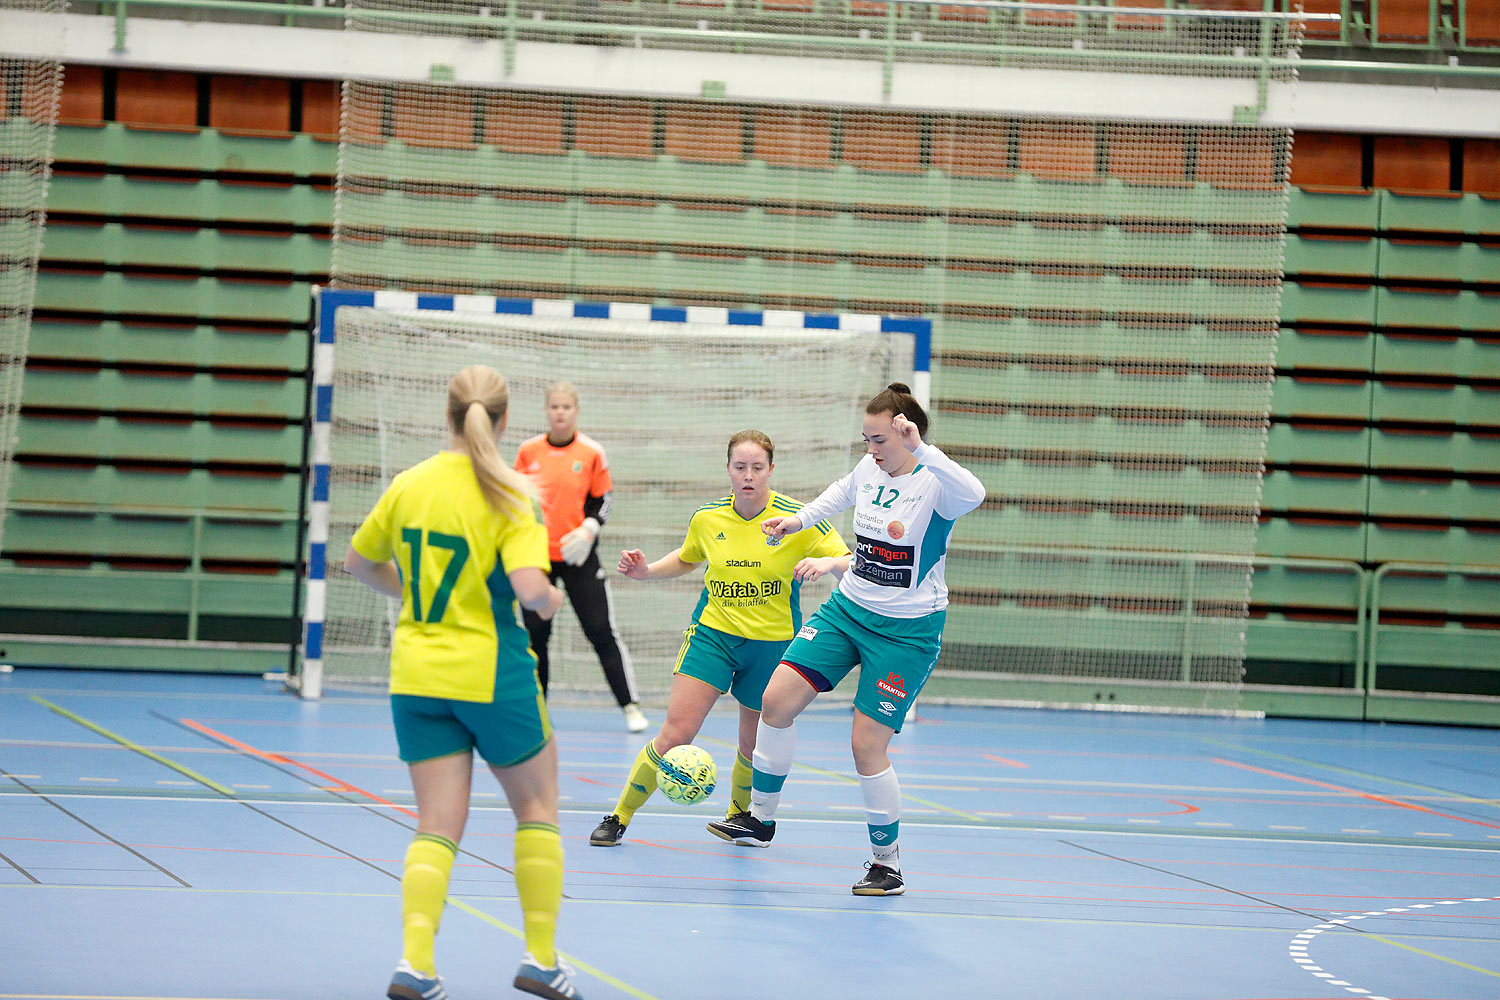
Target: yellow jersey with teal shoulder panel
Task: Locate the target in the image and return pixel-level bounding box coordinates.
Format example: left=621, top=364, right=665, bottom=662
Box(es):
left=678, top=490, right=850, bottom=642
left=349, top=450, right=550, bottom=703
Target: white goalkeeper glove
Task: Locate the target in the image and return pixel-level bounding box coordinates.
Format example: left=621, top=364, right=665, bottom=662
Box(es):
left=559, top=517, right=600, bottom=566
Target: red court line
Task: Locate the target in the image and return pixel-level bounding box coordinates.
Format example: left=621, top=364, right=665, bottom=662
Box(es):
left=179, top=718, right=418, bottom=819
left=1213, top=757, right=1500, bottom=831
left=983, top=753, right=1029, bottom=768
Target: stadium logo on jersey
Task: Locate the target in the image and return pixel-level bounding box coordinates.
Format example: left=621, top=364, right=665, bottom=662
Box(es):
left=877, top=672, right=907, bottom=699
left=796, top=625, right=818, bottom=640
left=724, top=559, right=762, bottom=568
left=878, top=701, right=896, bottom=714
left=887, top=520, right=905, bottom=540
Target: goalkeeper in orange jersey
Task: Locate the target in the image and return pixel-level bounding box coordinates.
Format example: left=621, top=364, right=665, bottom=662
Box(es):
left=588, top=429, right=851, bottom=847
left=515, top=381, right=648, bottom=733
left=343, top=365, right=583, bottom=1000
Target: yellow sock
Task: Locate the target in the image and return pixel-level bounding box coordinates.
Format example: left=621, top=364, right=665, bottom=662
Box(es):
left=401, top=832, right=456, bottom=976
left=611, top=742, right=663, bottom=825
left=514, top=822, right=564, bottom=968
left=730, top=751, right=753, bottom=817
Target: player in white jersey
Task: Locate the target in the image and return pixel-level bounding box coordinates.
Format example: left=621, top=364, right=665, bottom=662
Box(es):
left=707, top=382, right=986, bottom=897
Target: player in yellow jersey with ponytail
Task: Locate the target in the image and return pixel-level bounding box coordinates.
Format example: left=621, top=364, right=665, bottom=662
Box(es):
left=344, top=365, right=583, bottom=1000
left=588, top=429, right=850, bottom=848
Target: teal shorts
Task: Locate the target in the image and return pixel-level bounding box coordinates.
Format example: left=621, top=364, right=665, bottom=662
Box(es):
left=391, top=667, right=552, bottom=767
left=674, top=622, right=790, bottom=712
left=779, top=589, right=944, bottom=733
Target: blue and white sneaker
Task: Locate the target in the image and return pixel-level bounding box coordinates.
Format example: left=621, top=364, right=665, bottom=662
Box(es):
left=387, top=958, right=448, bottom=1000
left=514, top=951, right=584, bottom=999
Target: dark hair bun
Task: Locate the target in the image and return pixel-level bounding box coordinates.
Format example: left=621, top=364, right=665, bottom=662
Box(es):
left=888, top=382, right=912, bottom=394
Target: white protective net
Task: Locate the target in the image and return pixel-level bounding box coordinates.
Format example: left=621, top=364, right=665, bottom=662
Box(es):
left=319, top=306, right=910, bottom=691
left=329, top=1, right=1305, bottom=711
left=0, top=5, right=63, bottom=552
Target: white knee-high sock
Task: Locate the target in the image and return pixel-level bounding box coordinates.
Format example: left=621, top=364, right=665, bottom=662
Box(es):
left=858, top=765, right=902, bottom=869
left=749, top=719, right=796, bottom=823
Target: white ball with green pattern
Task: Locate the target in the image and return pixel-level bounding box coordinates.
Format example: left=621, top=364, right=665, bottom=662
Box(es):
left=656, top=745, right=717, bottom=805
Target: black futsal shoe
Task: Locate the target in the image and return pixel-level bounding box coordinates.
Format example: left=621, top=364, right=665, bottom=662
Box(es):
left=589, top=814, right=626, bottom=847
left=706, top=811, right=775, bottom=847
left=852, top=861, right=905, bottom=896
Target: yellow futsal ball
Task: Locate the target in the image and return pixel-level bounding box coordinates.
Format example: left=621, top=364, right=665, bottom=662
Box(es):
left=656, top=745, right=717, bottom=805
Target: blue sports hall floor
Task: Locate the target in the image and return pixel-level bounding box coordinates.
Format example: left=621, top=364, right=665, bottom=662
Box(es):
left=2, top=668, right=1498, bottom=1000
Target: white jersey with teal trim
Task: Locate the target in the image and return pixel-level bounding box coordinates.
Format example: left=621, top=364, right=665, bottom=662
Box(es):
left=791, top=442, right=986, bottom=618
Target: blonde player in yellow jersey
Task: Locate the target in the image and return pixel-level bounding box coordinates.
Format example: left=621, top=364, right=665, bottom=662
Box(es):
left=343, top=365, right=584, bottom=1000
left=588, top=429, right=851, bottom=848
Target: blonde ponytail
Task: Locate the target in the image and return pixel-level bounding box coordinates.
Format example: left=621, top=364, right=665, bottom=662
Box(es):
left=448, top=366, right=537, bottom=520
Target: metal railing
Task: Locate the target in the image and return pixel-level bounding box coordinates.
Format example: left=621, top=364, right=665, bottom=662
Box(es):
left=66, top=0, right=1499, bottom=108
left=1368, top=561, right=1500, bottom=695
left=1, top=500, right=295, bottom=642
left=952, top=541, right=1369, bottom=686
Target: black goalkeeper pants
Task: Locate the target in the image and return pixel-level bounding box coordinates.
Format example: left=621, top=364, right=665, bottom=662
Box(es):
left=521, top=549, right=638, bottom=706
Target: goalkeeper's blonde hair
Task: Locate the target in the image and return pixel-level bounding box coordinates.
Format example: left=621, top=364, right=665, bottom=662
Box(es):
left=448, top=365, right=537, bottom=520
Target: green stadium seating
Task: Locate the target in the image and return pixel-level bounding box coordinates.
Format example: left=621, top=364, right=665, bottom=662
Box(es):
left=1370, top=428, right=1500, bottom=474
left=34, top=270, right=311, bottom=323
left=1265, top=423, right=1369, bottom=467
left=1285, top=233, right=1380, bottom=276
left=20, top=368, right=304, bottom=420
left=1273, top=328, right=1375, bottom=370
left=1286, top=186, right=1378, bottom=230
left=1367, top=476, right=1500, bottom=520
left=1377, top=238, right=1500, bottom=283
left=1270, top=374, right=1373, bottom=421
left=1377, top=287, right=1500, bottom=330
left=7, top=464, right=299, bottom=514
left=1254, top=516, right=1367, bottom=561
left=47, top=171, right=332, bottom=227
left=27, top=318, right=308, bottom=371
left=1280, top=280, right=1378, bottom=325
left=1374, top=332, right=1500, bottom=380
left=1379, top=190, right=1500, bottom=235
left=15, top=414, right=302, bottom=466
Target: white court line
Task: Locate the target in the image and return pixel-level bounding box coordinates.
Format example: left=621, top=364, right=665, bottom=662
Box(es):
left=1287, top=896, right=1500, bottom=999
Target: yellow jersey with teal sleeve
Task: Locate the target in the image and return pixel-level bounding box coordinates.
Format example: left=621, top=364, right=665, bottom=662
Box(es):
left=678, top=490, right=850, bottom=641
left=349, top=450, right=550, bottom=703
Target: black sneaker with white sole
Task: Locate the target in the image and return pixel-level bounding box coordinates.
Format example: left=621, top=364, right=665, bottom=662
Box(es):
left=589, top=814, right=626, bottom=847
left=852, top=862, right=904, bottom=896
left=706, top=811, right=775, bottom=847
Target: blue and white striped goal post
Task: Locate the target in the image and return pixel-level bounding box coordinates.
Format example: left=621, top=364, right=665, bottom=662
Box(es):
left=294, top=287, right=931, bottom=699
